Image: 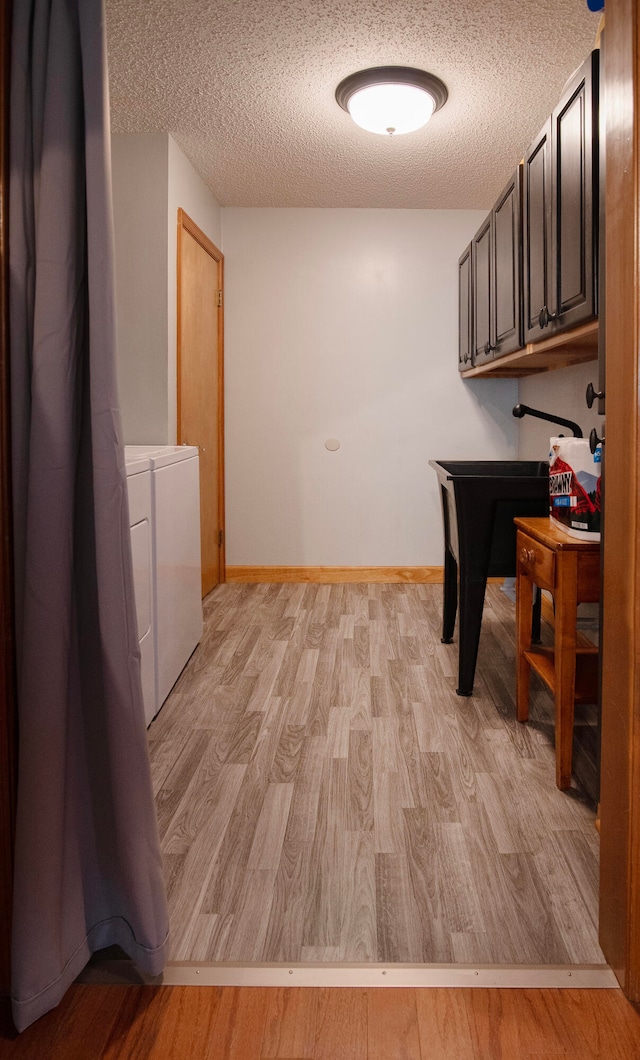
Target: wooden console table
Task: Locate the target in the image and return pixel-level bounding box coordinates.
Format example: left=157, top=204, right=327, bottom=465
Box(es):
left=514, top=516, right=600, bottom=790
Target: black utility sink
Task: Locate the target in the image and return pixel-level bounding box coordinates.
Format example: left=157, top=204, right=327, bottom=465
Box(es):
left=434, top=460, right=549, bottom=477
left=429, top=460, right=549, bottom=696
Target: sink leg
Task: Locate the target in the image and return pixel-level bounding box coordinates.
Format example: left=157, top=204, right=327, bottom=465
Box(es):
left=456, top=575, right=487, bottom=696
left=441, top=548, right=458, bottom=644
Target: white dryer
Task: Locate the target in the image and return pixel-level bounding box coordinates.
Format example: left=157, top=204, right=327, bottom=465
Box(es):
left=124, top=445, right=203, bottom=719
left=124, top=452, right=156, bottom=726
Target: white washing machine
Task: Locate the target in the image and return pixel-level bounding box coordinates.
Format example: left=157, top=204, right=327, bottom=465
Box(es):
left=124, top=452, right=156, bottom=726
left=125, top=445, right=203, bottom=719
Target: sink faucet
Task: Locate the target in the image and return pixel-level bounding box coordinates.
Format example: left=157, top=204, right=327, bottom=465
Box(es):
left=512, top=404, right=583, bottom=438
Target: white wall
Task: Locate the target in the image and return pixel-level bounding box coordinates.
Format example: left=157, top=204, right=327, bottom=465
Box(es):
left=222, top=208, right=519, bottom=566
left=111, top=132, right=169, bottom=442
left=111, top=133, right=222, bottom=443
left=517, top=360, right=604, bottom=460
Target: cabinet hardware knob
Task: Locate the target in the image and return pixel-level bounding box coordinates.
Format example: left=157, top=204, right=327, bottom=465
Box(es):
left=520, top=547, right=536, bottom=565
left=539, top=306, right=558, bottom=329
left=589, top=426, right=603, bottom=454
left=586, top=382, right=605, bottom=409
left=484, top=340, right=497, bottom=356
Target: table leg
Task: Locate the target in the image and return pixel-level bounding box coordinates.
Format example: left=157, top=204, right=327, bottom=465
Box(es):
left=516, top=556, right=534, bottom=723
left=554, top=551, right=578, bottom=790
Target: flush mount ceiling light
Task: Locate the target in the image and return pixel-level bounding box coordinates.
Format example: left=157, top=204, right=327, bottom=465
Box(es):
left=335, top=66, right=448, bottom=136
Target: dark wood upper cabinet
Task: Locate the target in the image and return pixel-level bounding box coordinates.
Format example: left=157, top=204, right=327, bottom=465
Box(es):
left=555, top=50, right=598, bottom=326
left=468, top=167, right=523, bottom=368
left=523, top=119, right=552, bottom=342
left=458, top=48, right=599, bottom=377
left=524, top=50, right=599, bottom=343
left=493, top=167, right=523, bottom=356
left=458, top=242, right=473, bottom=371
left=472, top=214, right=492, bottom=366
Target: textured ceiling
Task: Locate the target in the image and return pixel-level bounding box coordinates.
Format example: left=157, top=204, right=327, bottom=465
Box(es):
left=106, top=0, right=600, bottom=210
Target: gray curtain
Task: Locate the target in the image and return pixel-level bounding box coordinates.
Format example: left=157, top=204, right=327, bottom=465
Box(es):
left=9, top=0, right=168, bottom=1031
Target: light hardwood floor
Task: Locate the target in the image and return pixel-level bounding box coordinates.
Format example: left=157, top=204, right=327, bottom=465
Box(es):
left=148, top=582, right=603, bottom=966
left=4, top=985, right=640, bottom=1058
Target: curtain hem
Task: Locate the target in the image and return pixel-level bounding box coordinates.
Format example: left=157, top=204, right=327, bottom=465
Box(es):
left=11, top=919, right=169, bottom=1032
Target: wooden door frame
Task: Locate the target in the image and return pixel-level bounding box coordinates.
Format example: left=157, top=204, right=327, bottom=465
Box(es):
left=598, top=0, right=640, bottom=998
left=0, top=0, right=16, bottom=996
left=176, top=208, right=226, bottom=585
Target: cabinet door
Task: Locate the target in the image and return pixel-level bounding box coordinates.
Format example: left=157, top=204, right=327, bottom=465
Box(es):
left=493, top=166, right=523, bottom=356
left=523, top=117, right=552, bottom=343
left=552, top=49, right=599, bottom=331
left=458, top=243, right=473, bottom=371
left=472, top=215, right=492, bottom=365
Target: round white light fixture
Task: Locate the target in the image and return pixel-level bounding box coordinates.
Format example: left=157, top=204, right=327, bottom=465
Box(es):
left=335, top=66, right=448, bottom=136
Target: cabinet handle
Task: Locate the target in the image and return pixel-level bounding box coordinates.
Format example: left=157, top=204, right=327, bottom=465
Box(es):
left=484, top=340, right=498, bottom=356
left=586, top=381, right=605, bottom=409
left=520, top=547, right=536, bottom=566
left=589, top=426, right=603, bottom=454
left=539, top=306, right=558, bottom=329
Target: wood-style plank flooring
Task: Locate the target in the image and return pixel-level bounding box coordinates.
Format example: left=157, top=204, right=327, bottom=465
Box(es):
left=148, top=582, right=603, bottom=965
left=3, top=985, right=640, bottom=1058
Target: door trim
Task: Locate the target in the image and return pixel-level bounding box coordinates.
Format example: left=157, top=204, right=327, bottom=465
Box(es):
left=176, top=208, right=226, bottom=586
left=0, top=0, right=16, bottom=996
left=598, top=0, right=640, bottom=999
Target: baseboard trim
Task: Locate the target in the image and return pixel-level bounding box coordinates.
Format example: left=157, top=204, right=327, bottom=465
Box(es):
left=225, top=566, right=445, bottom=584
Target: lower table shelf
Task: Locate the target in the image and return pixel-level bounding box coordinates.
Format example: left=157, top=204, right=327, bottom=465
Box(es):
left=523, top=646, right=599, bottom=705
